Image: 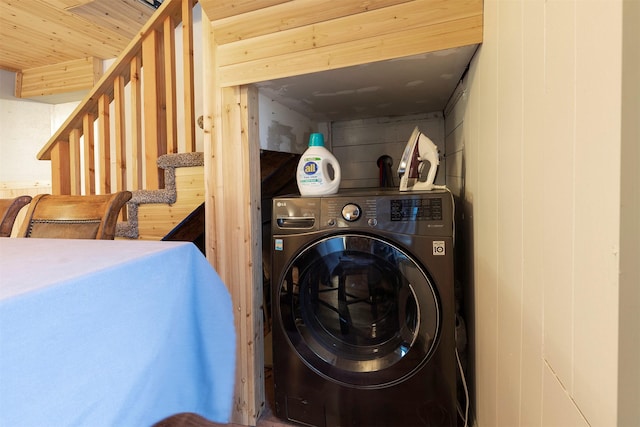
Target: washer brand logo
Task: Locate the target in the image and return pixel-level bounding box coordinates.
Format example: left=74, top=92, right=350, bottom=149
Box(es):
left=433, top=241, right=445, bottom=256
left=276, top=201, right=287, bottom=207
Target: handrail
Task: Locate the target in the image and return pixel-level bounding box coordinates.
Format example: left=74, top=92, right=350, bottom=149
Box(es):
left=38, top=0, right=197, bottom=195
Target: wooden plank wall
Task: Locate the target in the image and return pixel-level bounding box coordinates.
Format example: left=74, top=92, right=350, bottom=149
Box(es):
left=137, top=166, right=205, bottom=240
left=200, top=1, right=483, bottom=425
left=206, top=0, right=483, bottom=87
left=16, top=57, right=102, bottom=99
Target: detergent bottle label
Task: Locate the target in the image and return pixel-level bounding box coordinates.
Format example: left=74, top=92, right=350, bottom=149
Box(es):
left=301, top=158, right=322, bottom=183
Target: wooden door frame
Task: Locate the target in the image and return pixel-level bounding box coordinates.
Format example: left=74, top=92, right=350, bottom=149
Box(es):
left=203, top=17, right=264, bottom=425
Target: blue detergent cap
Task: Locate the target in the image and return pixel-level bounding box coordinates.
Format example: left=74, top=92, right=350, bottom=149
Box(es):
left=308, top=133, right=325, bottom=147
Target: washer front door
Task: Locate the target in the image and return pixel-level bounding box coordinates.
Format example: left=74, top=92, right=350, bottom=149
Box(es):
left=277, top=233, right=440, bottom=388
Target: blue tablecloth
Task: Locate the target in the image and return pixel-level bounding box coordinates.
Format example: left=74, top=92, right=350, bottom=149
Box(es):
left=0, top=238, right=235, bottom=427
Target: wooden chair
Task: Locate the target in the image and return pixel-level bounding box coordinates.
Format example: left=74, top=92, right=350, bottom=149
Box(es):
left=17, top=192, right=132, bottom=240
left=0, top=195, right=32, bottom=237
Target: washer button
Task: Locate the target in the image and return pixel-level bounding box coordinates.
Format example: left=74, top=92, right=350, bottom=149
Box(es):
left=327, top=218, right=336, bottom=227
left=368, top=218, right=378, bottom=227
left=341, top=204, right=361, bottom=222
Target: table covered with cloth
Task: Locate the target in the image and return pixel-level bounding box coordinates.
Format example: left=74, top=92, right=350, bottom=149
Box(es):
left=0, top=238, right=235, bottom=427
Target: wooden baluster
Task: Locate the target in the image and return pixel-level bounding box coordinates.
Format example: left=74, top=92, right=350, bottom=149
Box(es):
left=130, top=55, right=143, bottom=191
left=83, top=113, right=96, bottom=195
left=182, top=0, right=196, bottom=152
left=164, top=15, right=178, bottom=155
left=69, top=129, right=82, bottom=195
left=98, top=94, right=111, bottom=194
left=142, top=29, right=167, bottom=190
left=114, top=75, right=127, bottom=192
left=50, top=141, right=70, bottom=195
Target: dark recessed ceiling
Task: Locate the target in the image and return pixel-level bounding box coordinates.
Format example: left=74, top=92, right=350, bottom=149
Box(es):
left=254, top=44, right=478, bottom=122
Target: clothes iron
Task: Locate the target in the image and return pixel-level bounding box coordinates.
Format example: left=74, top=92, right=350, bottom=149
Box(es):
left=398, top=126, right=441, bottom=191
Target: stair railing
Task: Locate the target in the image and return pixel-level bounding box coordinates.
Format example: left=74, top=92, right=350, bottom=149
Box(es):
left=37, top=0, right=197, bottom=196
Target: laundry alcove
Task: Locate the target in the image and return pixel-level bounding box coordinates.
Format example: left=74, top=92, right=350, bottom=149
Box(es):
left=254, top=43, right=479, bottom=427
left=200, top=2, right=483, bottom=423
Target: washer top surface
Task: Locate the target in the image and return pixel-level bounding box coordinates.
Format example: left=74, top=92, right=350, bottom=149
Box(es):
left=281, top=187, right=450, bottom=199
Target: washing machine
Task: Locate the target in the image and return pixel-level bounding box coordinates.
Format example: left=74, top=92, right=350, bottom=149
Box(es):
left=271, top=189, right=457, bottom=427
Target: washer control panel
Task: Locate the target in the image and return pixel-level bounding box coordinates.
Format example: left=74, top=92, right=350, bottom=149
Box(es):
left=273, top=189, right=453, bottom=237
left=320, top=190, right=452, bottom=236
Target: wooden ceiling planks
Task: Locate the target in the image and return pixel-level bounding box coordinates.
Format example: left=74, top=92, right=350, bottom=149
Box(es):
left=67, top=0, right=154, bottom=40
left=0, top=0, right=155, bottom=71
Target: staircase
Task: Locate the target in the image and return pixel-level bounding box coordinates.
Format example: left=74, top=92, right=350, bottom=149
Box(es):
left=36, top=0, right=199, bottom=238
left=33, top=0, right=304, bottom=246
left=33, top=0, right=205, bottom=243
left=117, top=152, right=204, bottom=240
left=112, top=149, right=299, bottom=247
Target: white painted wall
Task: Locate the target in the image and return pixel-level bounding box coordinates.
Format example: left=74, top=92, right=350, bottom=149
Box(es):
left=0, top=69, right=79, bottom=196
left=257, top=92, right=320, bottom=154
left=459, top=0, right=639, bottom=426
left=0, top=69, right=53, bottom=185
left=617, top=2, right=640, bottom=424
left=331, top=113, right=445, bottom=189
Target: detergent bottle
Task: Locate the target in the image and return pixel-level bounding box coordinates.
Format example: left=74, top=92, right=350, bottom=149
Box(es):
left=296, top=133, right=341, bottom=196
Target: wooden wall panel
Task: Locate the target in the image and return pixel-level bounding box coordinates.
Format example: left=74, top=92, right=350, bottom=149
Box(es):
left=217, top=0, right=480, bottom=65
left=219, top=15, right=481, bottom=86
left=0, top=183, right=51, bottom=201
left=17, top=57, right=102, bottom=99
left=205, top=84, right=264, bottom=426
left=212, top=0, right=413, bottom=45
left=212, top=0, right=482, bottom=87
left=204, top=11, right=265, bottom=420
left=137, top=166, right=205, bottom=240
left=200, top=0, right=291, bottom=21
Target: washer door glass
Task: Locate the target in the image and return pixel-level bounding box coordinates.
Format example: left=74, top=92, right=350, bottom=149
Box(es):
left=278, top=233, right=440, bottom=388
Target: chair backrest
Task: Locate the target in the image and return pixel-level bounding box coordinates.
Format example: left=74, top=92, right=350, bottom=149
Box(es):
left=0, top=195, right=33, bottom=237
left=17, top=192, right=132, bottom=240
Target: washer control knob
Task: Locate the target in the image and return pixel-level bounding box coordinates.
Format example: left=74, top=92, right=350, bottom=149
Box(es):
left=342, top=203, right=361, bottom=222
